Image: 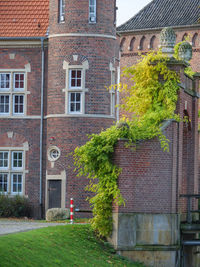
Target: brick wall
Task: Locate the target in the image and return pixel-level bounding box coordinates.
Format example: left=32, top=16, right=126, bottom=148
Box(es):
left=49, top=0, right=116, bottom=36
left=119, top=28, right=200, bottom=71
left=0, top=47, right=44, bottom=217
left=45, top=0, right=118, bottom=213
left=113, top=63, right=199, bottom=215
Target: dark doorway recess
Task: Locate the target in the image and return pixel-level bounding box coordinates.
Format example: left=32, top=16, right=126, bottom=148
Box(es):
left=48, top=180, right=61, bottom=209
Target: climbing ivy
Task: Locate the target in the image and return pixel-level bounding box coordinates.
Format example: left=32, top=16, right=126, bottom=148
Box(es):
left=74, top=50, right=180, bottom=237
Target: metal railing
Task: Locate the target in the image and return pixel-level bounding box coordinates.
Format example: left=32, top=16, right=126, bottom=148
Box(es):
left=179, top=194, right=200, bottom=224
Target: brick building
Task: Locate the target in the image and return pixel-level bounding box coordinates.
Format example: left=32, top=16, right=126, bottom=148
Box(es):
left=114, top=2, right=200, bottom=266
left=117, top=0, right=200, bottom=73
left=0, top=0, right=119, bottom=217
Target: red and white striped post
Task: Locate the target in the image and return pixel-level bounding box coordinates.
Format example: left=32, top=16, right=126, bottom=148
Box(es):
left=70, top=198, right=74, bottom=224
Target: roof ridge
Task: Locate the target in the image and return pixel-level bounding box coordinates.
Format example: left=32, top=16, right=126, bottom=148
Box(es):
left=117, top=0, right=200, bottom=32
left=117, top=0, right=155, bottom=29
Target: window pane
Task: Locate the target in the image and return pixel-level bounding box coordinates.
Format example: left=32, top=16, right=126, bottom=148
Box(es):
left=13, top=174, right=17, bottom=183
left=14, top=73, right=25, bottom=90
left=71, top=70, right=76, bottom=78
left=76, top=103, right=80, bottom=111
left=12, top=173, right=22, bottom=193
left=0, top=152, right=8, bottom=168
left=0, top=74, right=10, bottom=89
left=0, top=173, right=8, bottom=193
left=13, top=184, right=17, bottom=192
left=59, top=0, right=65, bottom=22
left=12, top=152, right=23, bottom=169
left=71, top=79, right=76, bottom=87
left=69, top=92, right=81, bottom=113
left=77, top=71, right=81, bottom=78
left=70, top=103, right=75, bottom=112
left=76, top=93, right=80, bottom=101
left=0, top=95, right=9, bottom=113
left=77, top=79, right=81, bottom=87
left=13, top=95, right=24, bottom=114
left=71, top=93, right=75, bottom=101
left=70, top=69, right=82, bottom=88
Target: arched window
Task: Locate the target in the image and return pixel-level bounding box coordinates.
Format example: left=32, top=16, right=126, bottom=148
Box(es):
left=120, top=37, right=126, bottom=52
left=182, top=33, right=188, bottom=41
left=139, top=36, right=146, bottom=50
left=192, top=33, right=198, bottom=47
left=149, top=35, right=156, bottom=50
left=129, top=37, right=136, bottom=51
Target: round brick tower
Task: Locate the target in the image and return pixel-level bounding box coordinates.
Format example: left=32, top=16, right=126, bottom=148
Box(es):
left=45, top=0, right=118, bottom=214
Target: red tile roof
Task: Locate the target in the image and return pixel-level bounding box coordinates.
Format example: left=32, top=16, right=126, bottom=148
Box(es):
left=0, top=0, right=49, bottom=37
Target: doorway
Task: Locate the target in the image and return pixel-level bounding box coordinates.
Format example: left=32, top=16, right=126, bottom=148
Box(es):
left=48, top=180, right=61, bottom=209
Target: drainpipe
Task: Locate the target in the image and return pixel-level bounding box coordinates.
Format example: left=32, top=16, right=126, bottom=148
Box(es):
left=116, top=51, right=121, bottom=122
left=39, top=37, right=45, bottom=217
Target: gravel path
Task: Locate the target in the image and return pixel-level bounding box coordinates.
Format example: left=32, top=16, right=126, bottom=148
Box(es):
left=0, top=220, right=67, bottom=236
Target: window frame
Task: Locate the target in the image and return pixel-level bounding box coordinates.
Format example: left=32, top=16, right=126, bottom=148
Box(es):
left=0, top=95, right=10, bottom=115
left=68, top=92, right=82, bottom=114
left=63, top=59, right=89, bottom=115
left=0, top=73, right=11, bottom=91
left=13, top=73, right=25, bottom=91
left=13, top=94, right=24, bottom=115
left=69, top=69, right=83, bottom=90
left=59, top=0, right=65, bottom=23
left=0, top=151, right=9, bottom=170
left=0, top=70, right=27, bottom=117
left=89, top=0, right=96, bottom=23
left=0, top=173, right=9, bottom=194
left=0, top=149, right=26, bottom=195
left=12, top=151, right=23, bottom=170
left=11, top=173, right=23, bottom=195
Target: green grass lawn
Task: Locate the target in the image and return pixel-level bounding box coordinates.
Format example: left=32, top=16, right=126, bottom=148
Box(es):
left=0, top=224, right=146, bottom=267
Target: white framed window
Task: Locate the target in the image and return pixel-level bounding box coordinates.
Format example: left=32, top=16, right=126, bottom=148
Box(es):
left=109, top=63, right=116, bottom=116
left=69, top=69, right=82, bottom=89
left=68, top=69, right=83, bottom=114
left=13, top=73, right=25, bottom=91
left=48, top=146, right=61, bottom=162
left=63, top=58, right=89, bottom=115
left=13, top=95, right=24, bottom=115
left=12, top=151, right=23, bottom=169
left=0, top=149, right=25, bottom=195
left=0, top=173, right=8, bottom=193
left=0, top=71, right=27, bottom=116
left=0, top=95, right=10, bottom=114
left=59, top=0, right=65, bottom=23
left=89, top=0, right=96, bottom=23
left=69, top=92, right=82, bottom=113
left=11, top=173, right=22, bottom=194
left=0, top=73, right=10, bottom=90
left=0, top=152, right=9, bottom=169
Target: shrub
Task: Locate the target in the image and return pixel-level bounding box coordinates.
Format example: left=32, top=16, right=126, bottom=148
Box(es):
left=0, top=194, right=31, bottom=218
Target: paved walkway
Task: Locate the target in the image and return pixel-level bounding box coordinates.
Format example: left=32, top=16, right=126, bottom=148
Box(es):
left=0, top=220, right=67, bottom=236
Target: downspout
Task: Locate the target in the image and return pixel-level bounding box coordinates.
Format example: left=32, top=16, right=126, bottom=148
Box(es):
left=39, top=37, right=45, bottom=217
left=116, top=51, right=121, bottom=122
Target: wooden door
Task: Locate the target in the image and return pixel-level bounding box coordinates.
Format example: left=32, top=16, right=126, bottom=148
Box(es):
left=48, top=180, right=61, bottom=209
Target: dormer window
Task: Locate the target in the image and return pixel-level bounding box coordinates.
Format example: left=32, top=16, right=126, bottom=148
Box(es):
left=89, top=0, right=96, bottom=23
left=59, top=0, right=65, bottom=23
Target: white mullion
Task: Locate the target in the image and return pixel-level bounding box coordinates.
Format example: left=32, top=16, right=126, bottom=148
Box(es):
left=10, top=71, right=13, bottom=115
left=8, top=150, right=11, bottom=193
